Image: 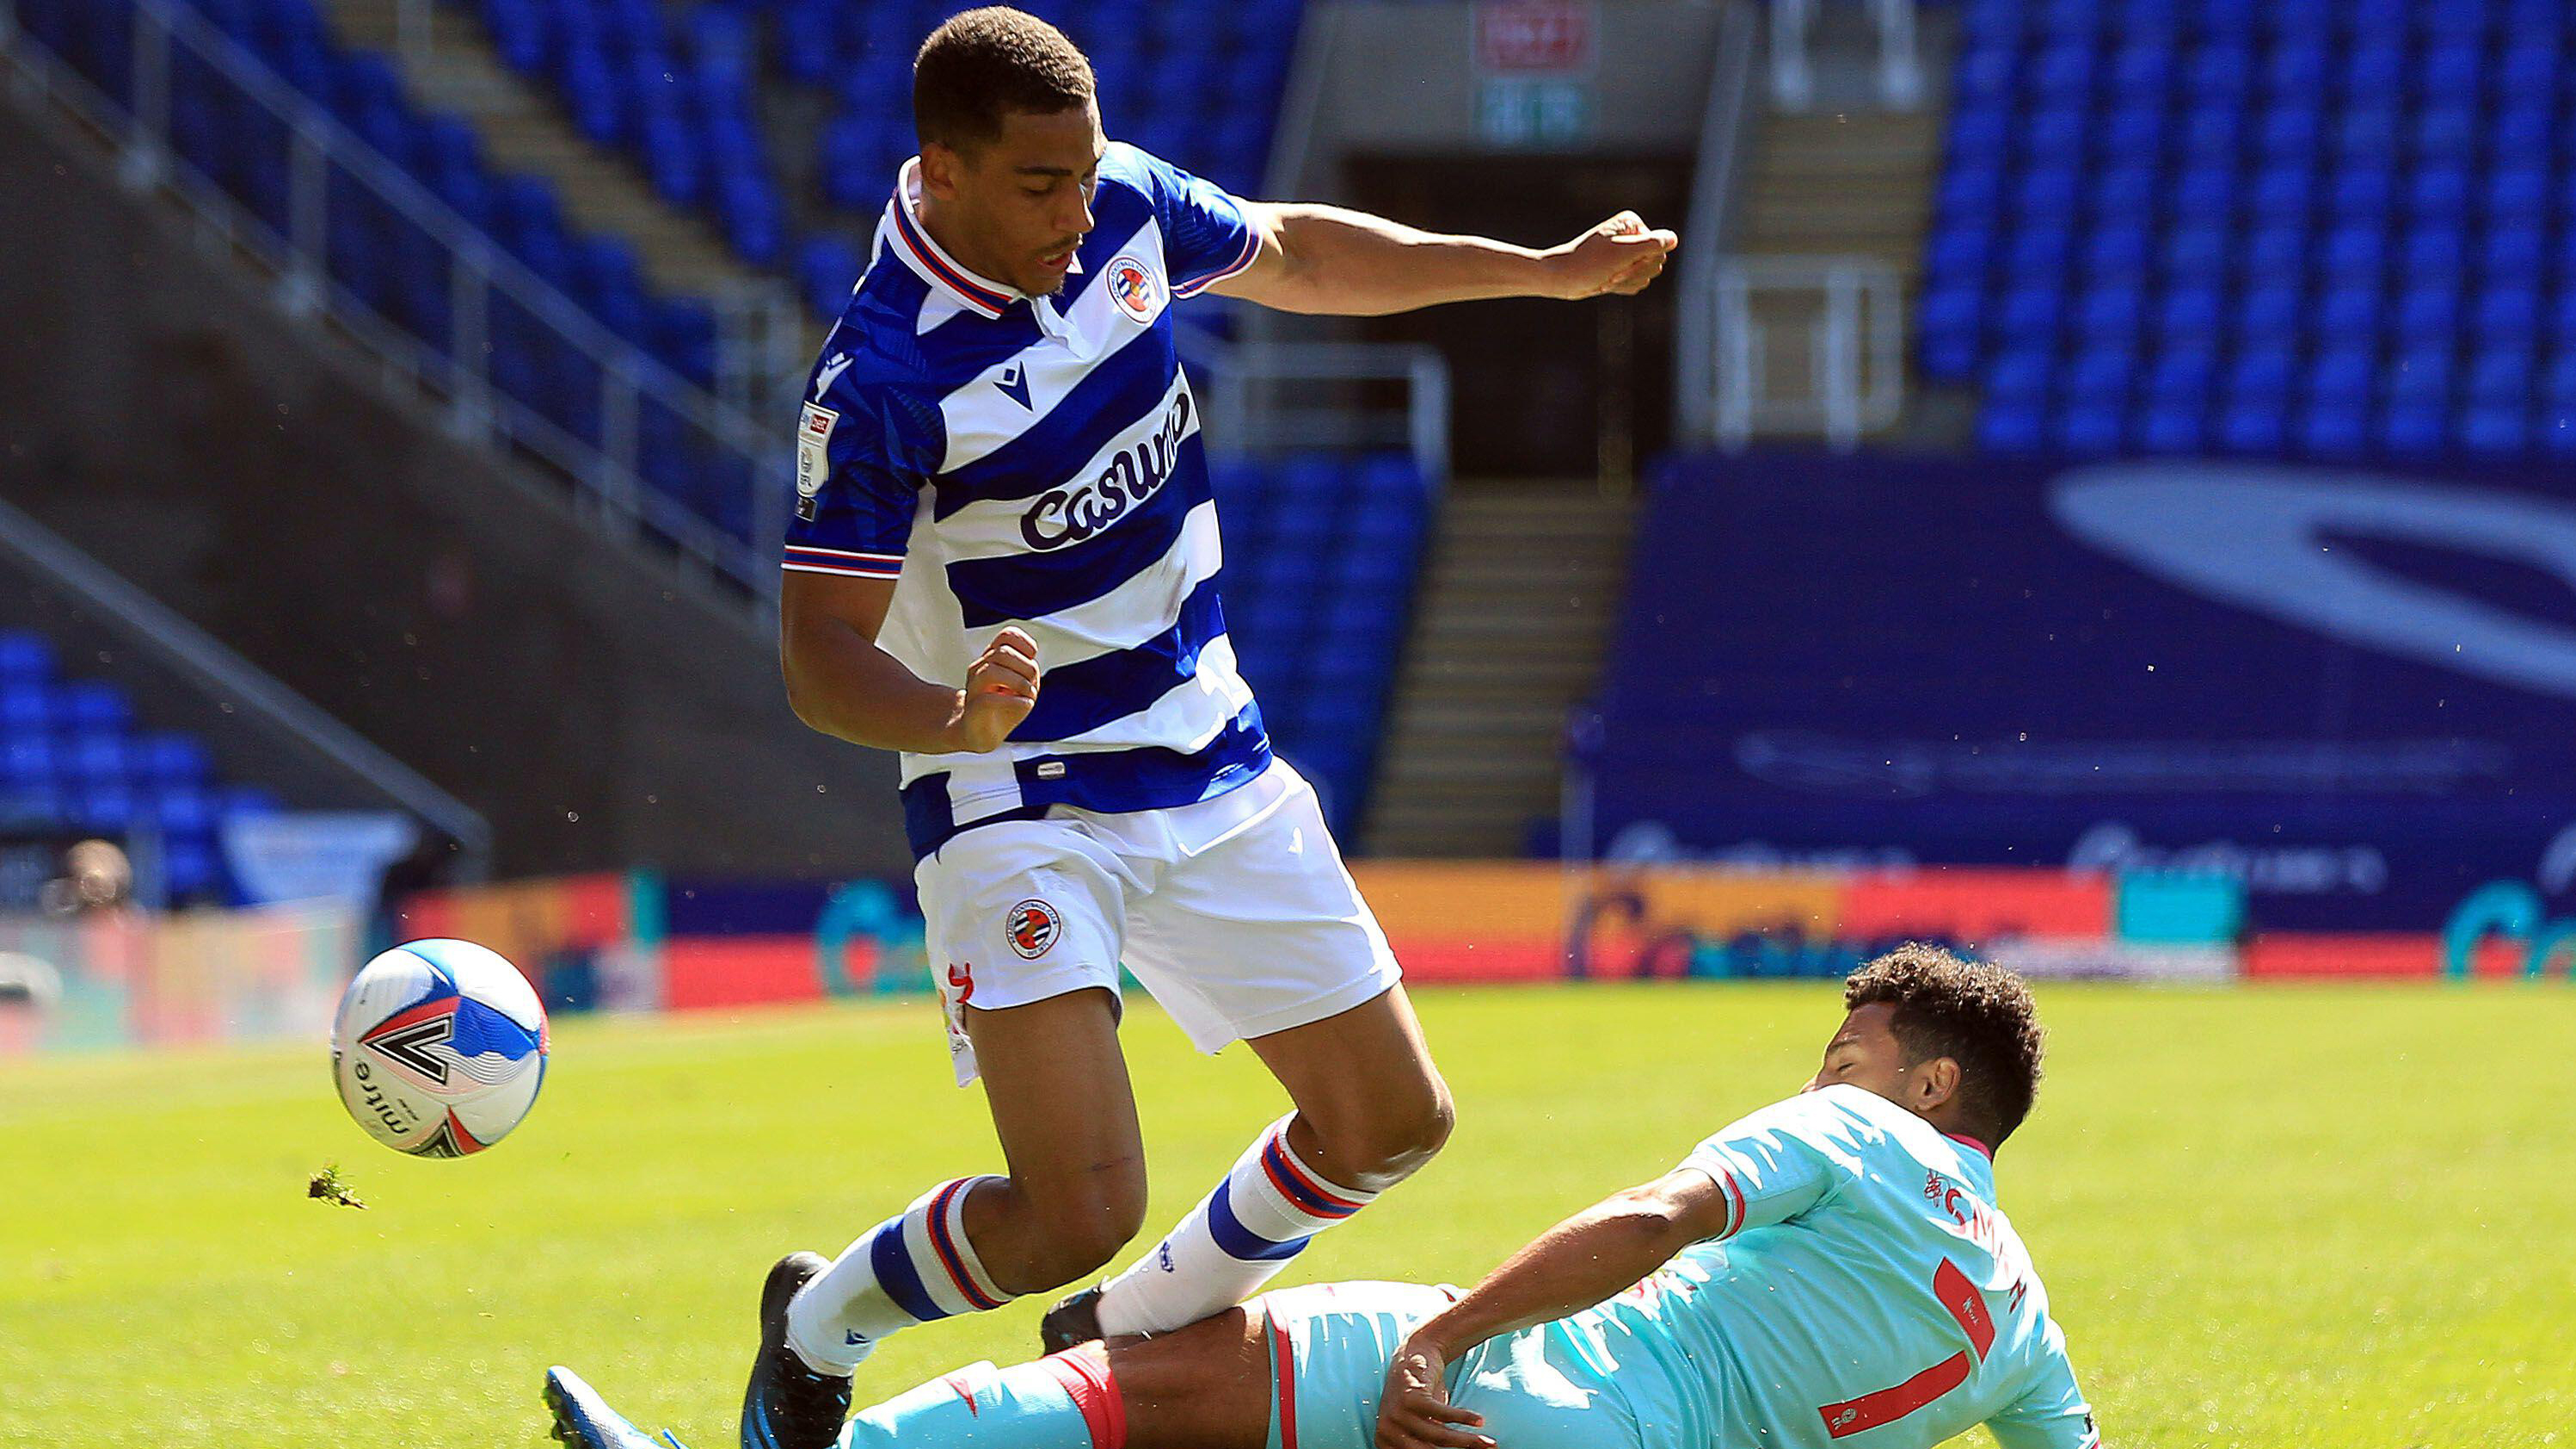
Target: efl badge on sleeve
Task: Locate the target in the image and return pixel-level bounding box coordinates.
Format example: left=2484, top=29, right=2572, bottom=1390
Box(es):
left=795, top=402, right=838, bottom=521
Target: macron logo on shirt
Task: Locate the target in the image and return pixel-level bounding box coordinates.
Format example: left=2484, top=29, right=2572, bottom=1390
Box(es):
left=995, top=362, right=1032, bottom=411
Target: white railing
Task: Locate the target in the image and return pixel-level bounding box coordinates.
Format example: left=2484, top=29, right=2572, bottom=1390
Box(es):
left=1712, top=255, right=1905, bottom=451
left=1190, top=329, right=1453, bottom=487
left=1674, top=0, right=1761, bottom=449
left=0, top=495, right=493, bottom=878
left=3, top=0, right=788, bottom=597
left=1768, top=0, right=1922, bottom=112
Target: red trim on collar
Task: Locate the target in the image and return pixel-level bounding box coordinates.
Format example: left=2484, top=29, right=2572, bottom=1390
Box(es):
left=1943, top=1130, right=1995, bottom=1161
left=893, top=201, right=1012, bottom=317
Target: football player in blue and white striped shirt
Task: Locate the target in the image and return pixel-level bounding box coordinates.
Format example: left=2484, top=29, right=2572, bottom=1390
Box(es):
left=747, top=11, right=1676, bottom=1447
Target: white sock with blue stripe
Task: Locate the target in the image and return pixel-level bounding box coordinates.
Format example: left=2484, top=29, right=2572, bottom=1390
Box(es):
left=1094, top=1114, right=1380, bottom=1338
left=785, top=1176, right=1013, bottom=1375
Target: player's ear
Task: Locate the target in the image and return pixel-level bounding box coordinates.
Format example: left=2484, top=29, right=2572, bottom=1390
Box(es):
left=1915, top=1056, right=1963, bottom=1114
left=919, top=141, right=964, bottom=199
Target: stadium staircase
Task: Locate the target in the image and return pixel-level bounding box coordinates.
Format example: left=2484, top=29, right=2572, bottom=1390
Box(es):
left=1725, top=9, right=1952, bottom=442
left=309, top=0, right=761, bottom=301
left=1363, top=482, right=1634, bottom=858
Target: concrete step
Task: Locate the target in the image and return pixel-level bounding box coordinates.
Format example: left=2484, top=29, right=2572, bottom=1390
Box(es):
left=1362, top=479, right=1632, bottom=857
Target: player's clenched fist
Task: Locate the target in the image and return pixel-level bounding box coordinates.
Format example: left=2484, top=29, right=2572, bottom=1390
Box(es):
left=1546, top=210, right=1680, bottom=300
left=953, top=626, right=1039, bottom=753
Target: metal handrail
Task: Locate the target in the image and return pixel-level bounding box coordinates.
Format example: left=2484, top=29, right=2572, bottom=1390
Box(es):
left=12, top=0, right=1452, bottom=597
left=1712, top=254, right=1905, bottom=451
left=1768, top=0, right=1923, bottom=112
left=1674, top=0, right=1761, bottom=449
left=1183, top=325, right=1454, bottom=489
left=0, top=493, right=494, bottom=877
left=6, top=0, right=784, bottom=595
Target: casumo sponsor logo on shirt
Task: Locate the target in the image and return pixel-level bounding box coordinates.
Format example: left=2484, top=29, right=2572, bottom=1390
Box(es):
left=1018, top=392, right=1196, bottom=550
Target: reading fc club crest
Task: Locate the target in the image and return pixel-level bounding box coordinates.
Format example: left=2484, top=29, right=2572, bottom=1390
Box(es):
left=1106, top=255, right=1159, bottom=322
left=1005, top=899, right=1061, bottom=959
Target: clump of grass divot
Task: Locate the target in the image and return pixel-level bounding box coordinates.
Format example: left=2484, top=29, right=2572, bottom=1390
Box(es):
left=306, top=1163, right=366, bottom=1209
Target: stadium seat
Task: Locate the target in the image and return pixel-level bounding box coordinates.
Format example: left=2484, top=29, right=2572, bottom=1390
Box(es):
left=1935, top=2, right=2576, bottom=458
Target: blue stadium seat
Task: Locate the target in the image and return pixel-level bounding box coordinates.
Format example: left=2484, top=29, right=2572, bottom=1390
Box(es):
left=2226, top=347, right=2298, bottom=402
left=2239, top=282, right=2302, bottom=341
left=0, top=632, right=53, bottom=684
left=2378, top=403, right=2447, bottom=454
left=2474, top=286, right=2542, bottom=349
left=65, top=734, right=134, bottom=783
left=0, top=737, right=53, bottom=786
left=2216, top=399, right=2288, bottom=453
left=2145, top=347, right=2217, bottom=403
left=2394, top=287, right=2462, bottom=345
left=2155, top=284, right=2223, bottom=345
left=1977, top=400, right=2048, bottom=451
left=57, top=681, right=130, bottom=731
left=2297, top=399, right=2370, bottom=455
left=2542, top=352, right=2576, bottom=406
left=2463, top=351, right=2530, bottom=407
left=2309, top=347, right=2377, bottom=403
left=2484, top=224, right=2547, bottom=282
left=2135, top=399, right=2205, bottom=452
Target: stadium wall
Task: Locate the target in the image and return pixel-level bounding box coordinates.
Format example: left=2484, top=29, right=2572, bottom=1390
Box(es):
left=17, top=857, right=2571, bottom=1054
left=1592, top=451, right=2576, bottom=949
left=0, top=103, right=908, bottom=879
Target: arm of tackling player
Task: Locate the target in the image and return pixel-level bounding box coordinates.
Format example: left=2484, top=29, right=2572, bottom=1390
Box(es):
left=1373, top=1169, right=1729, bottom=1449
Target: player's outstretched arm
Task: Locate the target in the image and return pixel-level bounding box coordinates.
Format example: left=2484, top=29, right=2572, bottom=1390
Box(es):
left=1374, top=1169, right=1728, bottom=1449
left=780, top=572, right=1038, bottom=754
left=1209, top=203, right=1678, bottom=316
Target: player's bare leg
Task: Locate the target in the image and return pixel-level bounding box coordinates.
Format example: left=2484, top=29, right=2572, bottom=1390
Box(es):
left=956, top=987, right=1152, bottom=1292
left=750, top=989, right=1147, bottom=1449
left=559, top=1308, right=1276, bottom=1449
left=1247, top=985, right=1454, bottom=1192
left=1078, top=985, right=1453, bottom=1342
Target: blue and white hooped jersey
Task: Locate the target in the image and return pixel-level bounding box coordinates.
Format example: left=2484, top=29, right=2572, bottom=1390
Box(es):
left=786, top=144, right=1270, bottom=858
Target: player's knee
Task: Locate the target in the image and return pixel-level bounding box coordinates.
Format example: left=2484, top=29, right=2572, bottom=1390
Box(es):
left=1393, top=1081, right=1457, bottom=1171
left=1020, top=1175, right=1148, bottom=1286
left=1330, top=1079, right=1454, bottom=1190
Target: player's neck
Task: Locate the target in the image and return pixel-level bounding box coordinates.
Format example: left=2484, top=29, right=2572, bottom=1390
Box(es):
left=913, top=195, right=1018, bottom=298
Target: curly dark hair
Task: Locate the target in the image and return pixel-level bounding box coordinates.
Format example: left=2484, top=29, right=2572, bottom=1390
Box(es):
left=1843, top=942, right=2047, bottom=1146
left=913, top=8, right=1094, bottom=152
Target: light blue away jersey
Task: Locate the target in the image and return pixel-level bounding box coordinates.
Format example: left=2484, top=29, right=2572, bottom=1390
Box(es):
left=1529, top=1085, right=2097, bottom=1449
left=786, top=144, right=1270, bottom=859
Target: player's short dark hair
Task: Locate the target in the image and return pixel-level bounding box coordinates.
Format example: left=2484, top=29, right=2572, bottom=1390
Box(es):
left=913, top=7, right=1094, bottom=153
left=1844, top=943, right=2046, bottom=1146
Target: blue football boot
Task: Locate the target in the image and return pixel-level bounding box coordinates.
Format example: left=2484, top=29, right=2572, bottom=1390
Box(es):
left=544, top=1365, right=686, bottom=1449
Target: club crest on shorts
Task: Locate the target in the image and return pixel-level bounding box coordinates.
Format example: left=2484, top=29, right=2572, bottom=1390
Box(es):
left=1005, top=899, right=1061, bottom=959
left=1106, top=255, right=1159, bottom=322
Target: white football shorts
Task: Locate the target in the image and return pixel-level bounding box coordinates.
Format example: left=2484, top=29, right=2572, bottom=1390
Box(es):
left=914, top=757, right=1402, bottom=1085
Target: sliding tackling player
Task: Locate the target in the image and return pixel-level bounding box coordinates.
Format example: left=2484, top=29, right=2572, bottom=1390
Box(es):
left=550, top=946, right=2100, bottom=1449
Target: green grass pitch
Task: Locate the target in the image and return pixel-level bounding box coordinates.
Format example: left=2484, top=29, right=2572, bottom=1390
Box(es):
left=6, top=981, right=2573, bottom=1447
